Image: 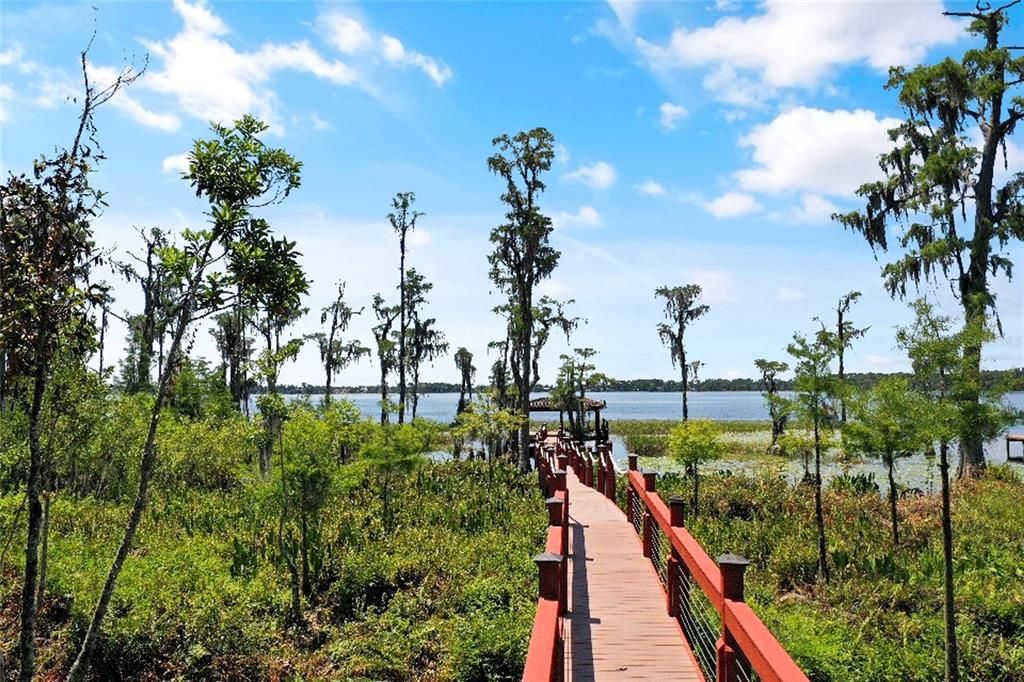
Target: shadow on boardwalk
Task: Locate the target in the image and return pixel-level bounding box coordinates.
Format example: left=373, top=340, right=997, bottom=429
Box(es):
left=562, top=469, right=699, bottom=681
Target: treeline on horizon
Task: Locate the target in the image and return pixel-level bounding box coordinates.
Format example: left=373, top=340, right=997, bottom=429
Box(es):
left=261, top=367, right=1024, bottom=396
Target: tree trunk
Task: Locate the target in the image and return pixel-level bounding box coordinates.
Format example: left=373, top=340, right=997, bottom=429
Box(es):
left=259, top=365, right=277, bottom=477
left=398, top=239, right=407, bottom=425
left=300, top=512, right=310, bottom=598
left=838, top=345, right=847, bottom=424
left=66, top=237, right=212, bottom=682
left=680, top=354, right=689, bottom=421
left=813, top=419, right=829, bottom=582
left=18, top=343, right=47, bottom=682
left=324, top=368, right=332, bottom=407
left=518, top=297, right=533, bottom=472
left=379, top=366, right=388, bottom=426
left=411, top=365, right=420, bottom=420
left=34, top=494, right=51, bottom=614
left=939, top=441, right=960, bottom=682
left=957, top=21, right=1003, bottom=477
left=957, top=322, right=985, bottom=478
left=288, top=556, right=302, bottom=624
left=97, top=308, right=107, bottom=377
left=887, top=456, right=899, bottom=546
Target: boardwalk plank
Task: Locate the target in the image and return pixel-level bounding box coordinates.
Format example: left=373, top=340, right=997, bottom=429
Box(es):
left=562, top=468, right=700, bottom=681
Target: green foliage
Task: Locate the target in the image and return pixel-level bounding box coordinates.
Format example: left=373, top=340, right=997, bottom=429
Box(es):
left=667, top=419, right=724, bottom=467
left=634, top=470, right=1024, bottom=681
left=667, top=419, right=724, bottom=514
left=0, top=437, right=546, bottom=681
left=452, top=396, right=525, bottom=461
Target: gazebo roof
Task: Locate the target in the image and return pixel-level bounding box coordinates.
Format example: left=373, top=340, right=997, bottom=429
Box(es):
left=529, top=396, right=607, bottom=412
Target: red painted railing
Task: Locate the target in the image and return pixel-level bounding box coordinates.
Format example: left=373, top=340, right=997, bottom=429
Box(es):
left=620, top=457, right=810, bottom=682
left=522, top=438, right=569, bottom=682
left=524, top=434, right=808, bottom=682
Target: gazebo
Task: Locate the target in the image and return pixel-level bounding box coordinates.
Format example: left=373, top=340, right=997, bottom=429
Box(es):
left=529, top=396, right=608, bottom=441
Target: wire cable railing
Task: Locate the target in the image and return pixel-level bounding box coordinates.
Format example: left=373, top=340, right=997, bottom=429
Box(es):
left=621, top=457, right=808, bottom=682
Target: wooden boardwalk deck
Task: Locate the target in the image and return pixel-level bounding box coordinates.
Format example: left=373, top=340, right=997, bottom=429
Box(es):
left=563, top=467, right=700, bottom=681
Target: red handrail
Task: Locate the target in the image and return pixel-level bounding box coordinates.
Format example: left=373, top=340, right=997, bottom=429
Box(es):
left=624, top=465, right=810, bottom=682
left=522, top=436, right=569, bottom=682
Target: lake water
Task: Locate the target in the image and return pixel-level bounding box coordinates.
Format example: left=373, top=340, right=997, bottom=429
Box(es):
left=270, top=389, right=1024, bottom=427
left=267, top=390, right=1024, bottom=487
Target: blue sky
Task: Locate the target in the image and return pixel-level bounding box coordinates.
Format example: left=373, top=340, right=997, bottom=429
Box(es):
left=1, top=0, right=1022, bottom=386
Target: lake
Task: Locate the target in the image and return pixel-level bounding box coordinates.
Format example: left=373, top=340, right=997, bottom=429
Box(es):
left=265, top=389, right=1024, bottom=486
left=268, top=389, right=1024, bottom=427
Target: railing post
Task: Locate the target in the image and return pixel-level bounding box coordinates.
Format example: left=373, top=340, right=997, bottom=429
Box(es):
left=641, top=471, right=656, bottom=558
left=627, top=453, right=638, bottom=471
left=554, top=470, right=567, bottom=493
left=716, top=553, right=751, bottom=682
left=557, top=452, right=568, bottom=472
left=667, top=496, right=686, bottom=617
left=604, top=446, right=616, bottom=501
left=595, top=448, right=605, bottom=492
left=546, top=497, right=564, bottom=527
left=536, top=548, right=561, bottom=602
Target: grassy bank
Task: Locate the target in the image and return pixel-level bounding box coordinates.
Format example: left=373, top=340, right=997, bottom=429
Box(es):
left=0, top=399, right=546, bottom=681
left=610, top=419, right=774, bottom=460
left=618, top=467, right=1024, bottom=681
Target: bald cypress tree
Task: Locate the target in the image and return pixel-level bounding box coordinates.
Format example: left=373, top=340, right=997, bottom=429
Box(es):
left=836, top=1, right=1024, bottom=476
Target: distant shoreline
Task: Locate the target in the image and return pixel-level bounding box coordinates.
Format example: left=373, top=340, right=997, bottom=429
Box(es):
left=257, top=367, right=1024, bottom=396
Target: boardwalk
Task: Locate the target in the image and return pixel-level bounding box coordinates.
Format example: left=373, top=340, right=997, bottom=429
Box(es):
left=562, top=467, right=700, bottom=681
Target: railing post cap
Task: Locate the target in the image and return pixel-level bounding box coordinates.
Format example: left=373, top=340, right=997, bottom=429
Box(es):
left=668, top=495, right=685, bottom=505
left=717, top=553, right=750, bottom=568
left=534, top=551, right=562, bottom=564
left=545, top=496, right=562, bottom=505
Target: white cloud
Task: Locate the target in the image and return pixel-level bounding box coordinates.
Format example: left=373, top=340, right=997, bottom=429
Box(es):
left=636, top=180, right=666, bottom=196
left=379, top=35, right=453, bottom=86
left=162, top=153, right=190, bottom=174
left=703, top=191, right=761, bottom=219
left=553, top=205, right=602, bottom=229
left=777, top=286, right=805, bottom=302
left=320, top=11, right=452, bottom=86
left=633, top=0, right=961, bottom=105
left=88, top=64, right=182, bottom=131
left=788, top=193, right=841, bottom=224
left=0, top=84, right=13, bottom=123
left=692, top=269, right=735, bottom=304
left=659, top=101, right=687, bottom=130
left=131, top=0, right=361, bottom=131
left=16, top=60, right=77, bottom=108
left=310, top=112, right=329, bottom=130
left=736, top=107, right=900, bottom=196
left=0, top=44, right=23, bottom=66
left=408, top=228, right=432, bottom=247
left=563, top=161, right=617, bottom=190
left=321, top=14, right=373, bottom=55
left=555, top=143, right=571, bottom=164
left=608, top=0, right=641, bottom=28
